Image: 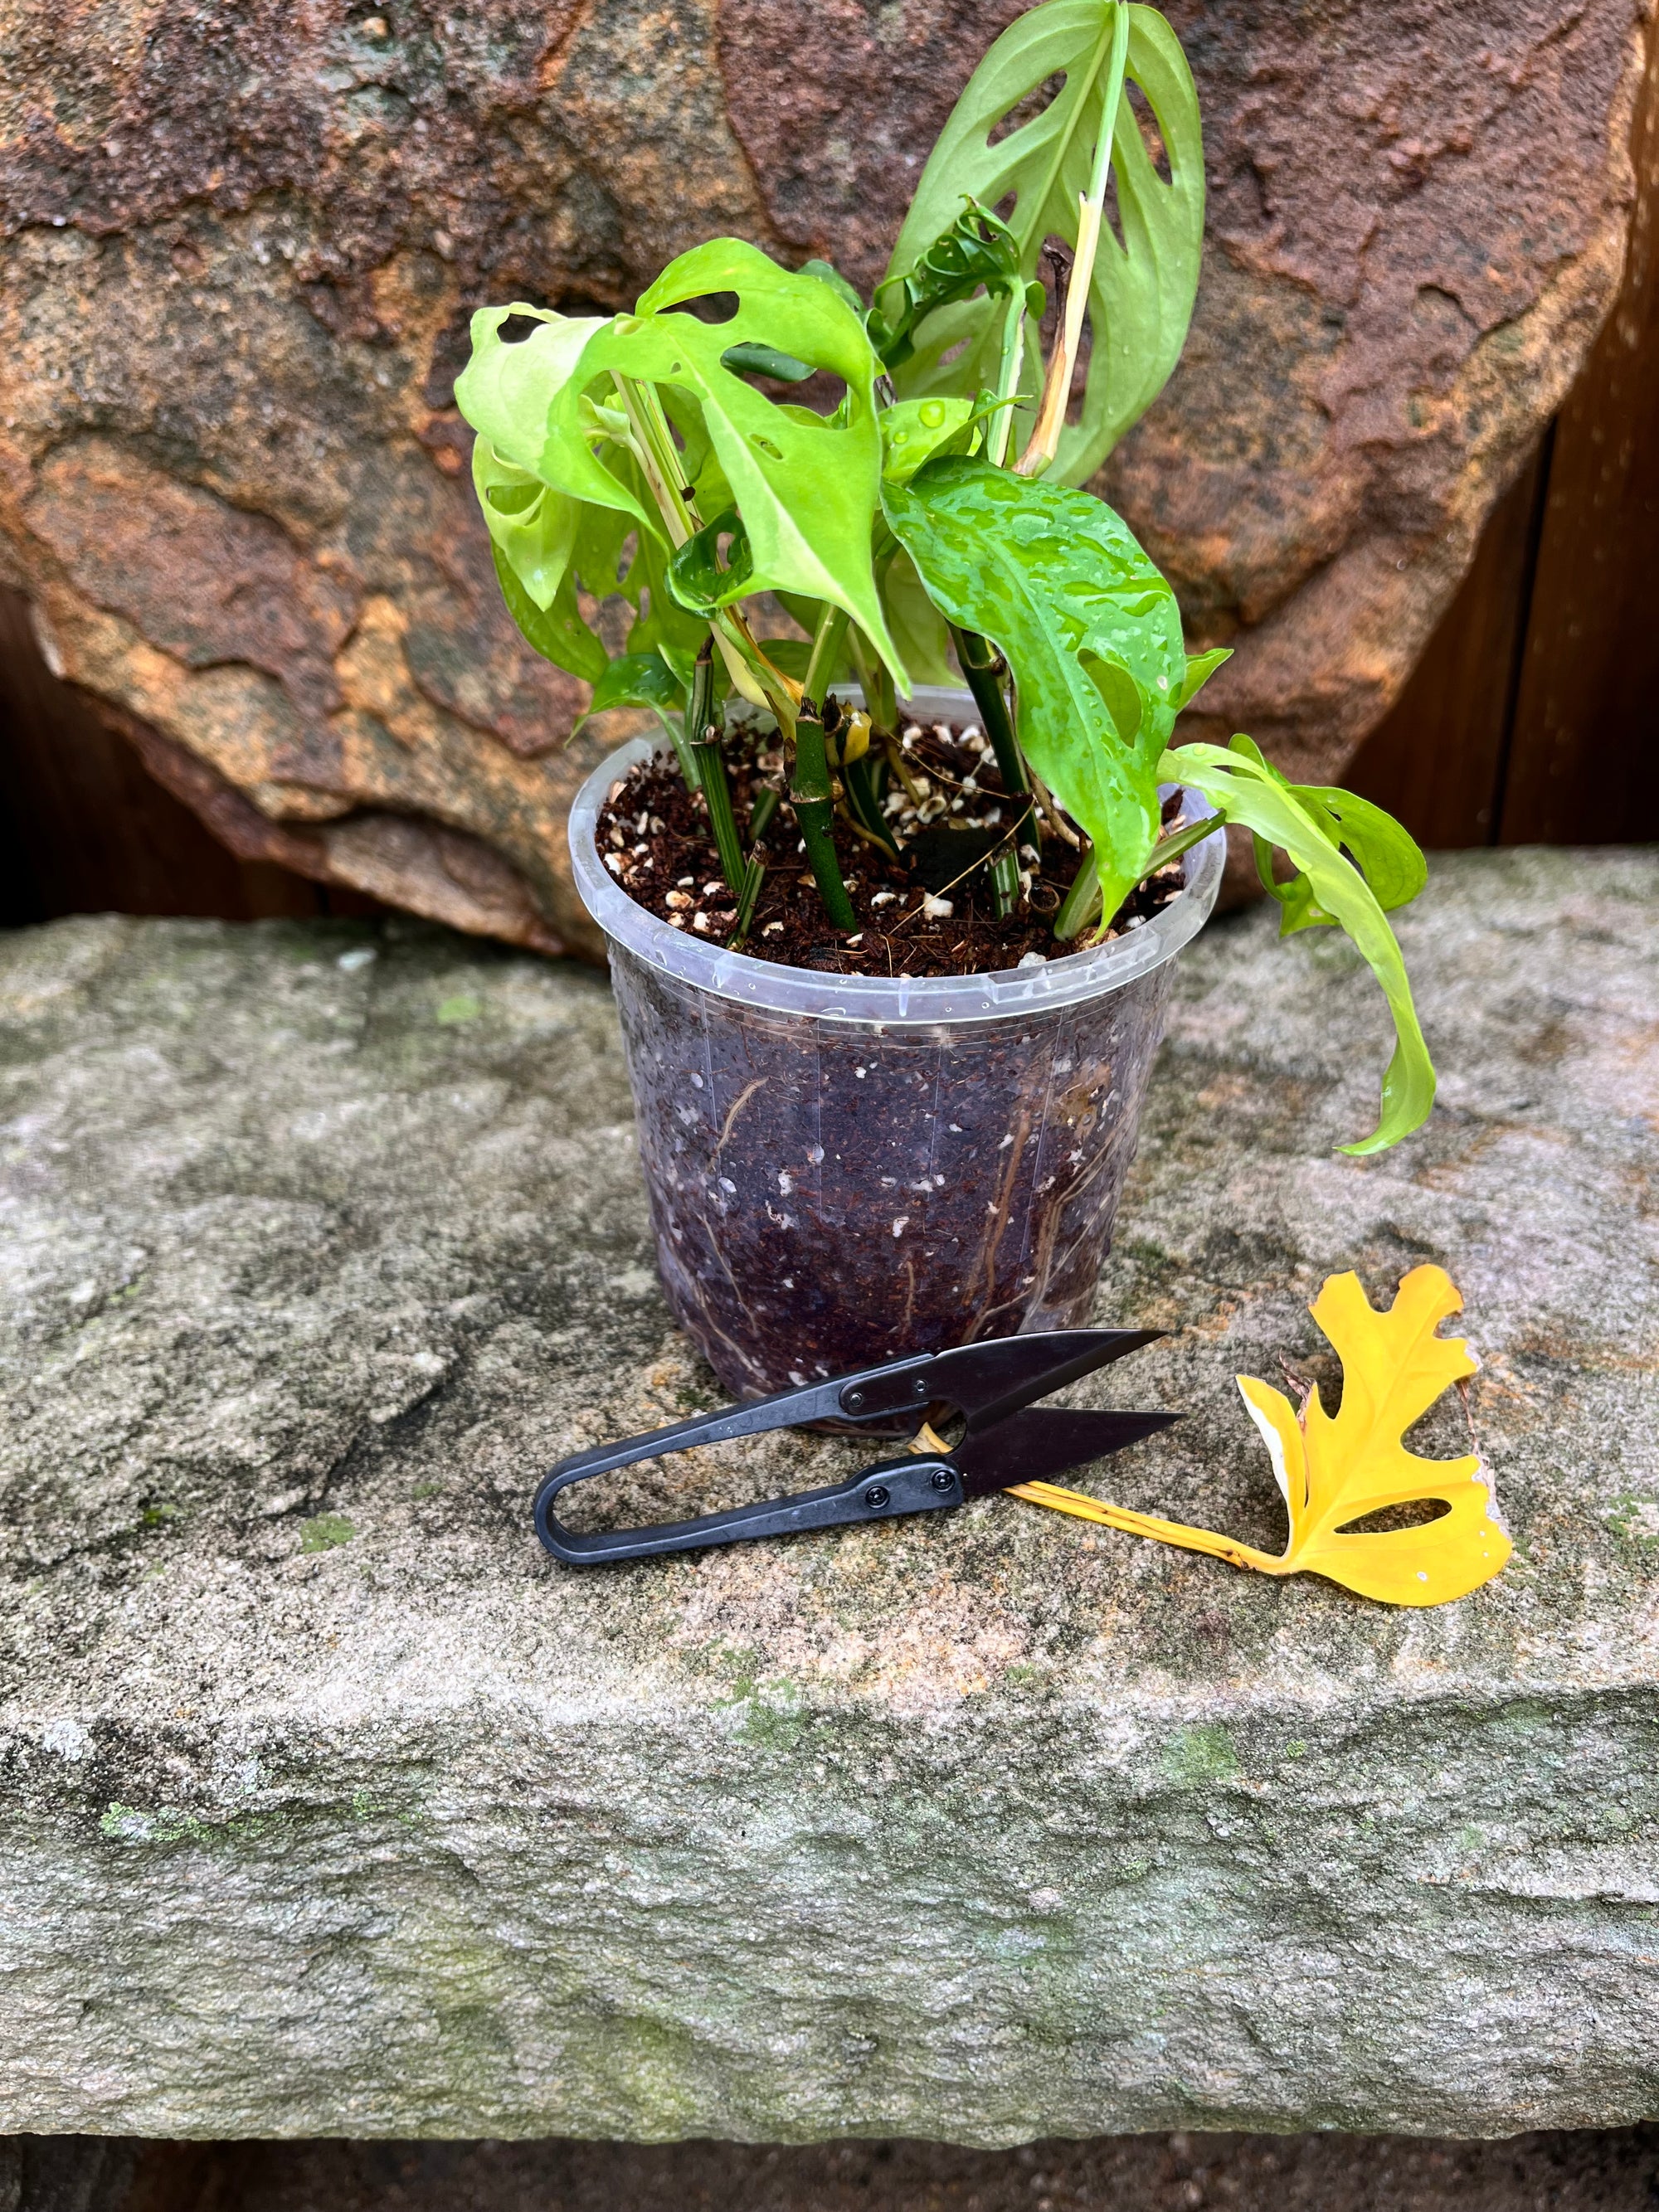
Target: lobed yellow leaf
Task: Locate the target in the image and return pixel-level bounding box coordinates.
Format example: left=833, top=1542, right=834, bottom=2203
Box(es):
left=1009, top=1265, right=1511, bottom=1608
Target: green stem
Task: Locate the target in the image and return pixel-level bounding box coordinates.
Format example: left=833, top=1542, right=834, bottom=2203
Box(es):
left=1054, top=815, right=1213, bottom=942
left=792, top=700, right=857, bottom=931
left=687, top=646, right=745, bottom=894
left=951, top=625, right=1038, bottom=853
left=846, top=625, right=897, bottom=735
left=803, top=602, right=850, bottom=706
left=729, top=854, right=766, bottom=948
left=1053, top=849, right=1100, bottom=941
left=990, top=844, right=1023, bottom=919
left=674, top=637, right=716, bottom=795
left=986, top=287, right=1028, bottom=469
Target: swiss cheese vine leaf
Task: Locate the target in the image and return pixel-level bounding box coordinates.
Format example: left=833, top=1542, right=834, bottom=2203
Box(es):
left=1009, top=1267, right=1511, bottom=1610
left=886, top=1, right=1204, bottom=484
left=1156, top=737, right=1435, bottom=1154
left=884, top=455, right=1185, bottom=915
left=546, top=239, right=908, bottom=686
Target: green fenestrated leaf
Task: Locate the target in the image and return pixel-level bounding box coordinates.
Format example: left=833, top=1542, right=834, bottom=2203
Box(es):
left=546, top=239, right=909, bottom=687
left=490, top=546, right=607, bottom=686
left=883, top=455, right=1185, bottom=919
left=1162, top=738, right=1437, bottom=1155
left=886, top=1, right=1204, bottom=485
left=454, top=306, right=611, bottom=476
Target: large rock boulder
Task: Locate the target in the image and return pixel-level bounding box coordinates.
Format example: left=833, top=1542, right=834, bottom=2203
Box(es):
left=0, top=1, right=1646, bottom=951
left=0, top=848, right=1655, bottom=2139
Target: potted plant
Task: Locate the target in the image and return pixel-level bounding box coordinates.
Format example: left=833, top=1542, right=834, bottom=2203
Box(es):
left=453, top=0, right=1434, bottom=1401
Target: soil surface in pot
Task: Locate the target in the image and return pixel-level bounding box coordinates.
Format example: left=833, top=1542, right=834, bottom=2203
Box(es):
left=596, top=716, right=1188, bottom=980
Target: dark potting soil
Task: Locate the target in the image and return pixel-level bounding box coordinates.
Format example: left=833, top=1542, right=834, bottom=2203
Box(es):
left=595, top=717, right=1190, bottom=980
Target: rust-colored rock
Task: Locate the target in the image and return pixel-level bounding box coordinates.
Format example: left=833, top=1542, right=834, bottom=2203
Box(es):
left=0, top=0, right=1647, bottom=953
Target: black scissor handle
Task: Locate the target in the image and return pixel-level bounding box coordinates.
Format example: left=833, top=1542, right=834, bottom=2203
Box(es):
left=535, top=1451, right=964, bottom=1565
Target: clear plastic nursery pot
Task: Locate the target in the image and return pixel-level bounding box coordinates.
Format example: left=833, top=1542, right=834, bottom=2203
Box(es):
left=571, top=688, right=1224, bottom=1405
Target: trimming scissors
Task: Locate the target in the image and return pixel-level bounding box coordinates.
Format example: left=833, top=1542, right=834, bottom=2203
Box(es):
left=534, top=1328, right=1177, bottom=1564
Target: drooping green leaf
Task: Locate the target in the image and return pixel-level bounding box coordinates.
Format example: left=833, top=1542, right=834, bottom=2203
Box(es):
left=1227, top=735, right=1428, bottom=925
left=1161, top=738, right=1437, bottom=1154
left=490, top=545, right=607, bottom=686
left=619, top=526, right=708, bottom=668
left=547, top=239, right=909, bottom=686
left=582, top=652, right=684, bottom=720
left=886, top=1, right=1204, bottom=485
left=883, top=455, right=1185, bottom=916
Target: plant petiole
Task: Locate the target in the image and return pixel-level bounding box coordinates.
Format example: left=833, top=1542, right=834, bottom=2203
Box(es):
left=951, top=624, right=1039, bottom=855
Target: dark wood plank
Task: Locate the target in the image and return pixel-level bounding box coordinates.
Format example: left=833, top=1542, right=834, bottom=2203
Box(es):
left=1498, top=22, right=1659, bottom=845
left=0, top=588, right=377, bottom=926
left=1345, top=441, right=1548, bottom=848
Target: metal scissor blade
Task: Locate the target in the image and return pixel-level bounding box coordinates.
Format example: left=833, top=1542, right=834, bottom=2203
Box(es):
left=923, top=1328, right=1165, bottom=1434
left=953, top=1406, right=1180, bottom=1499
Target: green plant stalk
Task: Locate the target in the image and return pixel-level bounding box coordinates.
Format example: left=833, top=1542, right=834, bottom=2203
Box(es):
left=847, top=625, right=898, bottom=734
left=613, top=372, right=787, bottom=719
left=990, top=844, right=1023, bottom=918
left=844, top=754, right=899, bottom=854
left=803, top=601, right=851, bottom=704
left=986, top=287, right=1028, bottom=469
left=666, top=637, right=712, bottom=795
left=748, top=784, right=780, bottom=846
left=951, top=624, right=1038, bottom=853
left=729, top=853, right=766, bottom=946
left=1053, top=848, right=1100, bottom=941
left=1053, top=811, right=1217, bottom=941
left=792, top=712, right=856, bottom=930
left=686, top=644, right=745, bottom=893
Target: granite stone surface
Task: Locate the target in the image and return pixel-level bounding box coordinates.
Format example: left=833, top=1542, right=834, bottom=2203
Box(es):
left=0, top=848, right=1655, bottom=2142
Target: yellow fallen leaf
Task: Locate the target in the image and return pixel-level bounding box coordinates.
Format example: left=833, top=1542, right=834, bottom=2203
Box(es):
left=1009, top=1266, right=1511, bottom=1607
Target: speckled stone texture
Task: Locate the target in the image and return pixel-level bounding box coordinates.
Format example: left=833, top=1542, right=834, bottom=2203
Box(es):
left=0, top=848, right=1654, bottom=2143
left=0, top=1, right=1648, bottom=944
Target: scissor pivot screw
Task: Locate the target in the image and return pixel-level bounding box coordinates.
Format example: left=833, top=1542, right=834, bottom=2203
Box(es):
left=930, top=1470, right=954, bottom=1491
left=864, top=1485, right=890, bottom=1510
left=844, top=1388, right=866, bottom=1410
left=913, top=1378, right=929, bottom=1395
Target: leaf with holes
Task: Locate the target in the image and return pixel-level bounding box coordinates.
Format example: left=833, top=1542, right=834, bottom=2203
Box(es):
left=885, top=0, right=1203, bottom=486
left=544, top=239, right=907, bottom=685
left=883, top=455, right=1186, bottom=916
left=1009, top=1267, right=1511, bottom=1608
left=1157, top=737, right=1435, bottom=1154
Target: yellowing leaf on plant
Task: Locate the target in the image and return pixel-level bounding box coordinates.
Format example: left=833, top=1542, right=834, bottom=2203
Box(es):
left=1009, top=1266, right=1511, bottom=1608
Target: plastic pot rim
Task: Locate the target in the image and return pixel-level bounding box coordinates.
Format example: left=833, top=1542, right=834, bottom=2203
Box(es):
left=569, top=684, right=1225, bottom=1028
